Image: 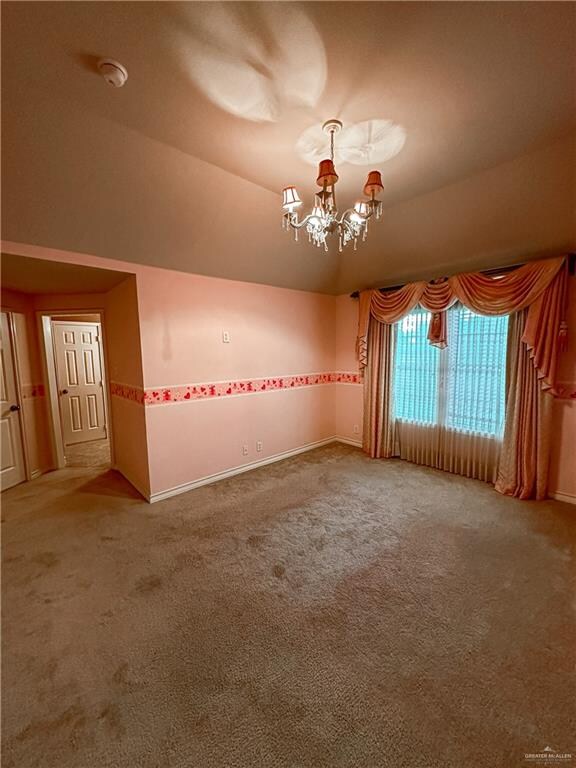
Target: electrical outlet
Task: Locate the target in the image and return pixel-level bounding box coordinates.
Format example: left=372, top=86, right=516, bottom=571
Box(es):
left=353, top=424, right=360, bottom=434
left=256, top=441, right=263, bottom=452
left=242, top=445, right=249, bottom=456
left=222, top=330, right=231, bottom=343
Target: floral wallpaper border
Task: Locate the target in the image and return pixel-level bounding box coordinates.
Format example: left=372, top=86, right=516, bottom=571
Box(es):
left=110, top=372, right=361, bottom=407
left=109, top=382, right=146, bottom=405
left=28, top=375, right=575, bottom=407
left=22, top=383, right=45, bottom=399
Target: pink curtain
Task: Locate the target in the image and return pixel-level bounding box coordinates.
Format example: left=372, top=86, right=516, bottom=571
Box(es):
left=495, top=311, right=552, bottom=499
left=449, top=258, right=563, bottom=314
left=362, top=321, right=394, bottom=458
left=357, top=256, right=569, bottom=500
left=521, top=263, right=568, bottom=393
left=358, top=256, right=567, bottom=392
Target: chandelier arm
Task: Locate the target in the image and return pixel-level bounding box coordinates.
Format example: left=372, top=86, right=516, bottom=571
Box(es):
left=337, top=208, right=374, bottom=224
left=285, top=213, right=320, bottom=230
left=339, top=218, right=356, bottom=236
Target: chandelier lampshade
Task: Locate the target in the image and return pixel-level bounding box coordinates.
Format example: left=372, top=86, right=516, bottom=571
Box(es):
left=282, top=186, right=302, bottom=212
left=351, top=200, right=370, bottom=223
left=363, top=170, right=384, bottom=197
left=310, top=202, right=325, bottom=221
left=281, top=119, right=385, bottom=252
left=316, top=159, right=339, bottom=187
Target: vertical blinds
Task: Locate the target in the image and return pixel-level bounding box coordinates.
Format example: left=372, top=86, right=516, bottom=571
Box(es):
left=393, top=305, right=508, bottom=437
left=393, top=311, right=439, bottom=425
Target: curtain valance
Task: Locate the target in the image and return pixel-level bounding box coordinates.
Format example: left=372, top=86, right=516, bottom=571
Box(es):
left=357, top=256, right=568, bottom=393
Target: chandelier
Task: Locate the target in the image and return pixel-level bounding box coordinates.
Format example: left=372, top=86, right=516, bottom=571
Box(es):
left=281, top=119, right=384, bottom=252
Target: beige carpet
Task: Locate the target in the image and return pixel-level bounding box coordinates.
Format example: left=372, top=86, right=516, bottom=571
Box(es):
left=65, top=437, right=111, bottom=468
left=2, top=444, right=574, bottom=768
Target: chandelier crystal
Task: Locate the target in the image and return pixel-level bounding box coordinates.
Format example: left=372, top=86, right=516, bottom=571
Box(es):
left=282, top=119, right=384, bottom=252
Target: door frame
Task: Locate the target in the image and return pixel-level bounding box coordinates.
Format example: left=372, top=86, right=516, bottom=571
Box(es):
left=1, top=310, right=30, bottom=483
left=38, top=309, right=114, bottom=470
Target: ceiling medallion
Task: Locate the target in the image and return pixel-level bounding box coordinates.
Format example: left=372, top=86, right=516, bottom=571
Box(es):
left=282, top=119, right=384, bottom=252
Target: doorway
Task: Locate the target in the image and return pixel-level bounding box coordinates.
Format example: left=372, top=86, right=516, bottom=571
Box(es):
left=42, top=313, right=112, bottom=470
left=0, top=311, right=26, bottom=490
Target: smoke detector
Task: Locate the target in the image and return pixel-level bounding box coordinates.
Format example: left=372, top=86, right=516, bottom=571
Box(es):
left=97, top=59, right=128, bottom=88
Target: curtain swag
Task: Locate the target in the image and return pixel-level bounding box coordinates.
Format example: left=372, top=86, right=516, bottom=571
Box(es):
left=357, top=256, right=568, bottom=394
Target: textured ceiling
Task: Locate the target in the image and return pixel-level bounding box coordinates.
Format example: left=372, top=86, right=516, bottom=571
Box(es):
left=2, top=2, right=575, bottom=294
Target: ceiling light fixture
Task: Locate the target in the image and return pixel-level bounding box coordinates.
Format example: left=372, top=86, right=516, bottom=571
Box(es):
left=282, top=119, right=384, bottom=252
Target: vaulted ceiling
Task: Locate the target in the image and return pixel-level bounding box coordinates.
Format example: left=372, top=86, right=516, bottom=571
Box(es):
left=2, top=2, right=575, bottom=294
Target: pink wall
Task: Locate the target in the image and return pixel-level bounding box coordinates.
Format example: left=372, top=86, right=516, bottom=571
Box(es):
left=137, top=267, right=336, bottom=385
left=146, top=386, right=335, bottom=494
left=104, top=277, right=149, bottom=496
left=135, top=266, right=338, bottom=495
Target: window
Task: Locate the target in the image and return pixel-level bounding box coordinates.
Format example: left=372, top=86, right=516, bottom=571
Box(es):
left=394, top=310, right=439, bottom=425
left=393, top=306, right=508, bottom=437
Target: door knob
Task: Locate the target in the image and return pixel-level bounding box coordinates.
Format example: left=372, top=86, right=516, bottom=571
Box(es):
left=9, top=404, right=20, bottom=412
left=61, top=389, right=69, bottom=395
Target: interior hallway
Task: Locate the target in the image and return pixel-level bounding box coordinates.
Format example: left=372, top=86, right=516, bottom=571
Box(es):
left=2, top=444, right=574, bottom=768
left=65, top=437, right=111, bottom=469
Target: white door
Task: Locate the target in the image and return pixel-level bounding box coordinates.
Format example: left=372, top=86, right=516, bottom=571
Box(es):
left=0, top=312, right=26, bottom=491
left=53, top=322, right=107, bottom=446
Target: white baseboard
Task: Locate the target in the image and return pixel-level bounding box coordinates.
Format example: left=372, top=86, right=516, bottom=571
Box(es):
left=335, top=436, right=362, bottom=448
left=148, top=437, right=349, bottom=503
left=548, top=491, right=576, bottom=505
left=18, top=439, right=360, bottom=503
